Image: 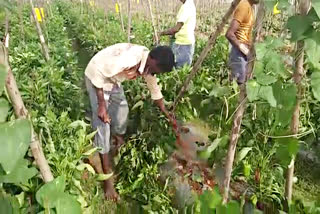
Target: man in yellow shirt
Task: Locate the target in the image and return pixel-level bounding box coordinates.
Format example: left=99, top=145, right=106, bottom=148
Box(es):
left=158, top=0, right=196, bottom=68
left=226, top=0, right=259, bottom=84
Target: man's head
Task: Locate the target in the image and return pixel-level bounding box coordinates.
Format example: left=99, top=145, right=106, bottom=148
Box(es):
left=145, top=46, right=175, bottom=75
left=248, top=0, right=259, bottom=4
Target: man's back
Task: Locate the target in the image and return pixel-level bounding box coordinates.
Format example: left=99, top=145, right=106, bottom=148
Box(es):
left=233, top=0, right=254, bottom=45
left=175, top=0, right=196, bottom=45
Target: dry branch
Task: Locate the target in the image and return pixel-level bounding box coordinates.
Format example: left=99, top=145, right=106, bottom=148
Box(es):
left=222, top=2, right=265, bottom=203
left=29, top=0, right=50, bottom=61
left=285, top=0, right=311, bottom=203
left=147, top=0, right=159, bottom=45
left=172, top=0, right=241, bottom=111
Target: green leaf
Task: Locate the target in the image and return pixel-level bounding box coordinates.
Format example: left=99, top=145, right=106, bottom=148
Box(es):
left=312, top=1, right=320, bottom=20
left=255, top=43, right=267, bottom=61
left=235, top=147, right=252, bottom=163
left=259, top=86, right=277, bottom=107
left=217, top=200, right=241, bottom=214
left=311, top=72, right=320, bottom=101
left=96, top=172, right=113, bottom=181
left=200, top=188, right=222, bottom=210
left=0, top=64, right=8, bottom=95
left=55, top=193, right=81, bottom=214
left=273, top=82, right=297, bottom=127
left=132, top=100, right=144, bottom=110
left=246, top=80, right=260, bottom=102
left=83, top=147, right=98, bottom=156
left=305, top=39, right=320, bottom=69
left=198, top=136, right=229, bottom=160
left=287, top=15, right=313, bottom=41
left=265, top=53, right=288, bottom=79
left=209, top=85, right=230, bottom=98
left=276, top=137, right=299, bottom=166
left=76, top=163, right=95, bottom=174
left=36, top=176, right=66, bottom=208
left=0, top=193, right=12, bottom=214
left=255, top=64, right=277, bottom=86
left=0, top=119, right=31, bottom=173
left=0, top=98, right=9, bottom=122
left=0, top=159, right=37, bottom=184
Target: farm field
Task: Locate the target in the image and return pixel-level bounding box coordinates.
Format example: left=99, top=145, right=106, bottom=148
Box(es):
left=0, top=0, right=320, bottom=213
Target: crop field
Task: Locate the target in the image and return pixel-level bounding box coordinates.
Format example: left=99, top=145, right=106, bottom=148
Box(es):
left=0, top=0, right=320, bottom=213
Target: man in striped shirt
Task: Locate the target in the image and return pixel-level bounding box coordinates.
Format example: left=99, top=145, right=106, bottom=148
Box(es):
left=226, top=0, right=258, bottom=84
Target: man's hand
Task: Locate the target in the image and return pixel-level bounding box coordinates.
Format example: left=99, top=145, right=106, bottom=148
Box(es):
left=239, top=43, right=250, bottom=56
left=98, top=104, right=111, bottom=123
left=168, top=112, right=178, bottom=133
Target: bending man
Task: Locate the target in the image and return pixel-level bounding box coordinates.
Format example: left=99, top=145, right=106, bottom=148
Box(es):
left=85, top=43, right=176, bottom=201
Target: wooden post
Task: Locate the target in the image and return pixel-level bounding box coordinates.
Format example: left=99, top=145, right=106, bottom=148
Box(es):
left=116, top=0, right=125, bottom=32
left=172, top=0, right=242, bottom=111
left=29, top=0, right=50, bottom=61
left=285, top=0, right=310, bottom=203
left=222, top=2, right=265, bottom=203
left=0, top=43, right=54, bottom=183
left=127, top=0, right=131, bottom=42
left=146, top=0, right=159, bottom=45
left=4, top=10, right=9, bottom=49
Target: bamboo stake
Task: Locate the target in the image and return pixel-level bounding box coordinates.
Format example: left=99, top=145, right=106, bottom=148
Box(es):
left=285, top=0, right=310, bottom=203
left=18, top=0, right=25, bottom=42
left=0, top=43, right=54, bottom=183
left=146, top=0, right=158, bottom=45
left=116, top=0, right=125, bottom=32
left=222, top=2, right=265, bottom=204
left=127, top=0, right=131, bottom=42
left=172, top=0, right=241, bottom=111
left=29, top=0, right=50, bottom=61
left=4, top=10, right=9, bottom=49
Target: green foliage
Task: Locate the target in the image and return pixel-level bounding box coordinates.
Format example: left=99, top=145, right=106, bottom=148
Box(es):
left=36, top=176, right=81, bottom=213
left=0, top=119, right=31, bottom=173
left=0, top=64, right=8, bottom=95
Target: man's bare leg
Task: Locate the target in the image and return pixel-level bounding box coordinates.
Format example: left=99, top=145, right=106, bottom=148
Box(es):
left=114, top=135, right=125, bottom=149
left=100, top=153, right=119, bottom=201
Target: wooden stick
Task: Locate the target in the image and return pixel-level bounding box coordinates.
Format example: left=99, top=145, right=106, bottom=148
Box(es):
left=222, top=2, right=265, bottom=204
left=127, top=0, right=131, bottom=42
left=285, top=0, right=310, bottom=203
left=146, top=0, right=158, bottom=45
left=29, top=0, right=50, bottom=61
left=0, top=43, right=54, bottom=183
left=172, top=0, right=241, bottom=111
left=116, top=0, right=125, bottom=32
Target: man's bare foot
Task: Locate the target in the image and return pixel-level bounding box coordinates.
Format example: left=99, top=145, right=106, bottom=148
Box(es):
left=104, top=180, right=119, bottom=202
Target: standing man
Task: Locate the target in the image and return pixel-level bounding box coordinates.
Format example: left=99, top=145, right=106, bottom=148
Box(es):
left=85, top=43, right=176, bottom=201
left=158, top=0, right=196, bottom=68
left=226, top=0, right=259, bottom=84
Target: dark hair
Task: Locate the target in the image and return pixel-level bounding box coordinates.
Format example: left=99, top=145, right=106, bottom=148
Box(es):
left=149, top=46, right=175, bottom=73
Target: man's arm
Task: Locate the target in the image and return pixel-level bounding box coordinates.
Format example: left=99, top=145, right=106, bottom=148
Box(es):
left=226, top=20, right=250, bottom=55
left=154, top=98, right=177, bottom=131
left=226, top=20, right=241, bottom=48
left=95, top=87, right=111, bottom=123
left=159, top=22, right=184, bottom=36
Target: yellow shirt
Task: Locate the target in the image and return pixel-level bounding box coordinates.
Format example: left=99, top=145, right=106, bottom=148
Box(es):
left=85, top=43, right=163, bottom=100
left=233, top=0, right=254, bottom=45
left=175, top=0, right=196, bottom=45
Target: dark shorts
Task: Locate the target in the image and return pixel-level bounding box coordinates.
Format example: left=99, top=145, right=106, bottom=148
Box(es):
left=229, top=45, right=248, bottom=84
